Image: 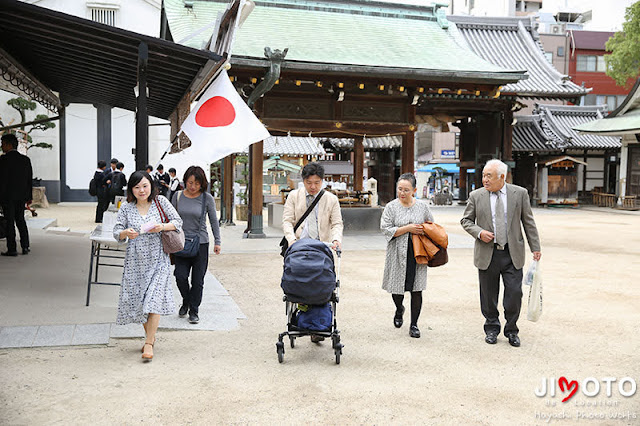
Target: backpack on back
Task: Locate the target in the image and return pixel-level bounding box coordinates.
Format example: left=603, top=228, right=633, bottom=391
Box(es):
left=89, top=177, right=98, bottom=196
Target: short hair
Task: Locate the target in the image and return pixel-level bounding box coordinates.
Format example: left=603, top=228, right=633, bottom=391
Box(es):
left=126, top=171, right=158, bottom=203
left=116, top=162, right=124, bottom=169
left=1, top=133, right=18, bottom=148
left=484, top=159, right=508, bottom=178
left=183, top=166, right=208, bottom=194
left=398, top=173, right=417, bottom=189
left=110, top=158, right=118, bottom=165
left=301, top=162, right=325, bottom=180
left=157, top=164, right=164, bottom=171
left=97, top=160, right=107, bottom=168
left=168, top=167, right=176, bottom=174
left=145, top=164, right=153, bottom=172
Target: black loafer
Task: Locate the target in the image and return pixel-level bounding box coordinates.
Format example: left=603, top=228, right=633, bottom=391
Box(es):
left=485, top=332, right=498, bottom=344
left=409, top=325, right=420, bottom=338
left=22, top=248, right=30, bottom=255
left=179, top=304, right=189, bottom=317
left=1, top=251, right=18, bottom=257
left=507, top=333, right=521, bottom=347
left=188, top=312, right=199, bottom=324
left=393, top=306, right=405, bottom=328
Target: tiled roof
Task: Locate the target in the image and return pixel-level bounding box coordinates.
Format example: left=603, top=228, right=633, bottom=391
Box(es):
left=326, top=135, right=402, bottom=150
left=449, top=16, right=587, bottom=98
left=535, top=104, right=621, bottom=149
left=513, top=115, right=560, bottom=152
left=513, top=105, right=621, bottom=152
left=164, top=0, right=526, bottom=83
left=239, top=136, right=325, bottom=156
left=261, top=136, right=326, bottom=156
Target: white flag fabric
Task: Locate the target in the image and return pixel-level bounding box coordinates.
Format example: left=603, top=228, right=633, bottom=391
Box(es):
left=175, top=69, right=270, bottom=164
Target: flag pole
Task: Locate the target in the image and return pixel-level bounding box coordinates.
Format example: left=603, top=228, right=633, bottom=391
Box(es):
left=156, top=133, right=179, bottom=168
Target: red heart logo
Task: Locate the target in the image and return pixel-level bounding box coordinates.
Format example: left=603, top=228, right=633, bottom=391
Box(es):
left=195, top=96, right=236, bottom=127
left=559, top=377, right=579, bottom=402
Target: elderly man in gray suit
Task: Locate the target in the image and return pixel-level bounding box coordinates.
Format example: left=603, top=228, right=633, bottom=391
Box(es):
left=461, top=159, right=541, bottom=347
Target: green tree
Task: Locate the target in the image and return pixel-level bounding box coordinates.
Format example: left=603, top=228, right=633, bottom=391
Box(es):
left=0, top=97, right=56, bottom=151
left=605, top=1, right=640, bottom=86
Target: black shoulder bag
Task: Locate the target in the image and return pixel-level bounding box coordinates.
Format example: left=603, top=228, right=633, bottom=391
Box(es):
left=279, top=190, right=324, bottom=257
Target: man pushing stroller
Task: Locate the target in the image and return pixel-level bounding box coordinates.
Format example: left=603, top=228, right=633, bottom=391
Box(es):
left=282, top=162, right=343, bottom=342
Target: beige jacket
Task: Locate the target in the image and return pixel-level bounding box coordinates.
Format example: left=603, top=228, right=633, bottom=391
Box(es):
left=461, top=184, right=541, bottom=270
left=282, top=188, right=343, bottom=245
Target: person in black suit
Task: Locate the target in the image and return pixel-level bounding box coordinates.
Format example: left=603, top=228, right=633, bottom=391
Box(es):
left=0, top=133, right=33, bottom=256
left=94, top=160, right=108, bottom=223
left=154, top=164, right=170, bottom=197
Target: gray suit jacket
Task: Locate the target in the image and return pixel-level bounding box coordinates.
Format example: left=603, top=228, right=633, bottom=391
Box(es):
left=461, top=184, right=540, bottom=270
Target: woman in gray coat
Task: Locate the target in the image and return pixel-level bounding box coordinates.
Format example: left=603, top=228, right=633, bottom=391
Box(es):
left=380, top=173, right=434, bottom=338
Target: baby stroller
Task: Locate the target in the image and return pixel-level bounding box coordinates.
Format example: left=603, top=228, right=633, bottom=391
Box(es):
left=276, top=239, right=343, bottom=364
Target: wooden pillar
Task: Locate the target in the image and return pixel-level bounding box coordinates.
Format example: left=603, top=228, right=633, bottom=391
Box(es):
left=244, top=141, right=266, bottom=238
left=401, top=106, right=416, bottom=175
left=220, top=154, right=235, bottom=225
left=582, top=149, right=588, bottom=193
left=354, top=135, right=364, bottom=191
left=401, top=132, right=415, bottom=174
left=502, top=109, right=513, bottom=161
left=135, top=42, right=148, bottom=171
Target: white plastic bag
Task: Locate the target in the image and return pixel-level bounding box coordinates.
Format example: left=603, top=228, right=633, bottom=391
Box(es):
left=527, top=260, right=543, bottom=322
left=523, top=260, right=538, bottom=286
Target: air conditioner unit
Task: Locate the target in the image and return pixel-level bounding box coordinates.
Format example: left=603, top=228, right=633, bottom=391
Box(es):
left=549, top=23, right=564, bottom=34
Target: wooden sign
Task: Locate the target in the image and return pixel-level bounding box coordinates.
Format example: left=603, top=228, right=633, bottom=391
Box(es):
left=551, top=160, right=575, bottom=168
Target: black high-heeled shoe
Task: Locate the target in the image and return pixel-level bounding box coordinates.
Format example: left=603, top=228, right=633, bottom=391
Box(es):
left=393, top=306, right=405, bottom=328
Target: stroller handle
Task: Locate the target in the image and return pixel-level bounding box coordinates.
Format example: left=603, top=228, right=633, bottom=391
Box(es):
left=323, top=241, right=342, bottom=257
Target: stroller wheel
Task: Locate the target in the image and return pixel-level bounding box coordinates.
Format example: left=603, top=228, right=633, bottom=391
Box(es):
left=334, top=343, right=342, bottom=365
left=276, top=342, right=285, bottom=363
left=289, top=336, right=296, bottom=348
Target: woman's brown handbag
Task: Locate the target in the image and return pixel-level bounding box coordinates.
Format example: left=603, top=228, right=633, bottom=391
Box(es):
left=154, top=197, right=185, bottom=254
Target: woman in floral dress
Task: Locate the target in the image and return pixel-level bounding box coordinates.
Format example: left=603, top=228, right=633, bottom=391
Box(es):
left=380, top=173, right=434, bottom=339
left=113, top=171, right=183, bottom=361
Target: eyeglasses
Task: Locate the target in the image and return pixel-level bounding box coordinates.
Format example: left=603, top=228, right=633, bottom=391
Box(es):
left=397, top=188, right=413, bottom=193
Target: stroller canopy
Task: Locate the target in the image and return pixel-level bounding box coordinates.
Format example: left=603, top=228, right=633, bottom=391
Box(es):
left=281, top=239, right=336, bottom=305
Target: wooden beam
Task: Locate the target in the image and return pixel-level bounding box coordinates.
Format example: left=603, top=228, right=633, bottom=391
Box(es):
left=262, top=118, right=417, bottom=134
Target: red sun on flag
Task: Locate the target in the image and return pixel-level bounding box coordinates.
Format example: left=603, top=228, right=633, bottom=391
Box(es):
left=195, top=96, right=236, bottom=127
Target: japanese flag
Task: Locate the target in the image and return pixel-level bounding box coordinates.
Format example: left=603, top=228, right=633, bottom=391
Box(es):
left=177, top=69, right=270, bottom=163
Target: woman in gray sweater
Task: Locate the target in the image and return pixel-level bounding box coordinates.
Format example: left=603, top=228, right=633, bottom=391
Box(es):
left=171, top=166, right=221, bottom=324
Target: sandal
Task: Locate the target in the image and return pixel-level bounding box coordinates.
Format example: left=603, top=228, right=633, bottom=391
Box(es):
left=141, top=342, right=154, bottom=361
left=141, top=338, right=156, bottom=353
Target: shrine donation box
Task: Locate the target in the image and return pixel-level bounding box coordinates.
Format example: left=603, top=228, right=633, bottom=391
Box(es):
left=537, top=156, right=587, bottom=206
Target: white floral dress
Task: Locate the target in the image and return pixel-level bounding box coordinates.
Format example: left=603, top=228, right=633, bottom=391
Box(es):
left=113, top=196, right=183, bottom=324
